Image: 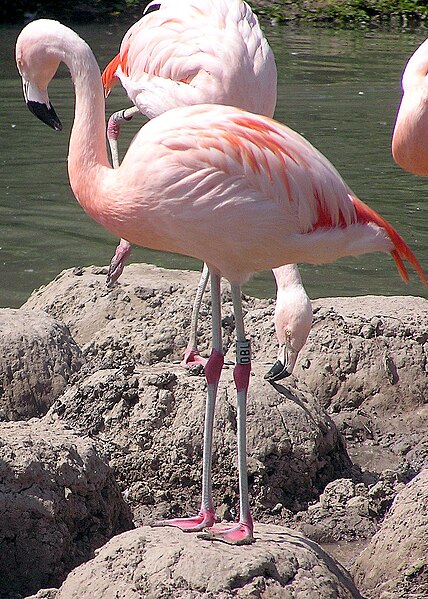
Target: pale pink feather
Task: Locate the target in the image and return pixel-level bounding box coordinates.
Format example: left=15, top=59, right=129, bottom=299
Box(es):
left=74, top=103, right=425, bottom=286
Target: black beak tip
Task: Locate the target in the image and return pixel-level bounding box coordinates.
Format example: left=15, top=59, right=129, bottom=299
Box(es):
left=27, top=100, right=62, bottom=131
left=264, top=360, right=292, bottom=383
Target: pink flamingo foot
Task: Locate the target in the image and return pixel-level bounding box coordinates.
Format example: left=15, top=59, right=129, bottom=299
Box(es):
left=151, top=509, right=215, bottom=532
left=180, top=347, right=208, bottom=368
left=198, top=521, right=254, bottom=545
left=106, top=239, right=132, bottom=288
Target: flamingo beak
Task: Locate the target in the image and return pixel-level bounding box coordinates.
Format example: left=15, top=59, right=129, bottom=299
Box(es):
left=264, top=343, right=298, bottom=383
left=23, top=79, right=62, bottom=131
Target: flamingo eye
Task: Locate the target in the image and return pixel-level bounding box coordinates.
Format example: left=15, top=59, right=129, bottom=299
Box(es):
left=143, top=3, right=161, bottom=15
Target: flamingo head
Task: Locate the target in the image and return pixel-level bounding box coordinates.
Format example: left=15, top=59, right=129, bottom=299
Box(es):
left=264, top=279, right=312, bottom=383
left=15, top=20, right=63, bottom=131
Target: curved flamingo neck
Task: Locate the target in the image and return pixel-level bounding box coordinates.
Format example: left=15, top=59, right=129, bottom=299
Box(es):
left=69, top=52, right=109, bottom=169
left=64, top=33, right=110, bottom=192
left=39, top=23, right=112, bottom=218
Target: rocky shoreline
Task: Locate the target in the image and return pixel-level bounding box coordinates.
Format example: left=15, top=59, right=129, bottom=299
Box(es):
left=0, top=263, right=427, bottom=598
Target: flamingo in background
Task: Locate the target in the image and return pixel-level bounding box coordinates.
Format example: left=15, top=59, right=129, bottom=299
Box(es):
left=16, top=19, right=427, bottom=545
left=392, top=37, right=428, bottom=175
left=103, top=0, right=276, bottom=169
left=102, top=0, right=312, bottom=377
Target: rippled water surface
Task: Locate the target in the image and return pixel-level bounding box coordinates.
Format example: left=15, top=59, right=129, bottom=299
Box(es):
left=0, top=21, right=427, bottom=307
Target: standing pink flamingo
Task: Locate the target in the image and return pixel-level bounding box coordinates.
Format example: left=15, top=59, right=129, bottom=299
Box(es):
left=101, top=0, right=311, bottom=377
left=392, top=37, right=428, bottom=175
left=16, top=20, right=427, bottom=545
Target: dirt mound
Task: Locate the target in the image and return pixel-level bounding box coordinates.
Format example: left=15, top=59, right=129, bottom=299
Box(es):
left=47, top=361, right=351, bottom=523
left=24, top=264, right=215, bottom=364
left=26, top=524, right=364, bottom=599
left=352, top=468, right=428, bottom=599
left=0, top=308, right=84, bottom=421
left=293, top=295, right=428, bottom=477
left=24, top=264, right=428, bottom=476
left=1, top=262, right=424, bottom=599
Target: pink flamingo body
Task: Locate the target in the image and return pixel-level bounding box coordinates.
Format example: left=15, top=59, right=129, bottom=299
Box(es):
left=16, top=20, right=427, bottom=545
left=392, top=37, right=428, bottom=175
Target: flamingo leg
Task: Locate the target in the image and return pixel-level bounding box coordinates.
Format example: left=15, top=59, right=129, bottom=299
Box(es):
left=181, top=263, right=209, bottom=367
left=105, top=106, right=140, bottom=288
left=152, top=270, right=223, bottom=532
left=198, top=283, right=254, bottom=545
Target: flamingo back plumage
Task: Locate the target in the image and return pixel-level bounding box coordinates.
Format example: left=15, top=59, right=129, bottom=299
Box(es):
left=101, top=0, right=277, bottom=119
left=224, top=114, right=427, bottom=287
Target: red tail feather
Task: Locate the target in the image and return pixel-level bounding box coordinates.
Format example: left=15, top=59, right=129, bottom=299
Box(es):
left=351, top=196, right=427, bottom=287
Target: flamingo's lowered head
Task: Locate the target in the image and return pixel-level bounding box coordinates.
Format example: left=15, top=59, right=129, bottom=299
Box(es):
left=265, top=265, right=313, bottom=382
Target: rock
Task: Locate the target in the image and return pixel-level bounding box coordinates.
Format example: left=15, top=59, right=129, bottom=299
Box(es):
left=24, top=264, right=214, bottom=365
left=23, top=268, right=428, bottom=477
left=319, top=479, right=356, bottom=510
left=294, top=470, right=409, bottom=554
left=17, top=264, right=428, bottom=597
left=25, top=524, right=364, bottom=599
left=352, top=469, right=428, bottom=599
left=48, top=361, right=351, bottom=523
left=23, top=264, right=281, bottom=372
left=295, top=296, right=427, bottom=417
left=0, top=418, right=134, bottom=598
left=0, top=308, right=84, bottom=421
left=295, top=477, right=378, bottom=549
left=293, top=296, right=428, bottom=474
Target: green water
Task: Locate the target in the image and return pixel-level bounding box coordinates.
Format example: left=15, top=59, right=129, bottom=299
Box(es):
left=0, top=21, right=427, bottom=307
